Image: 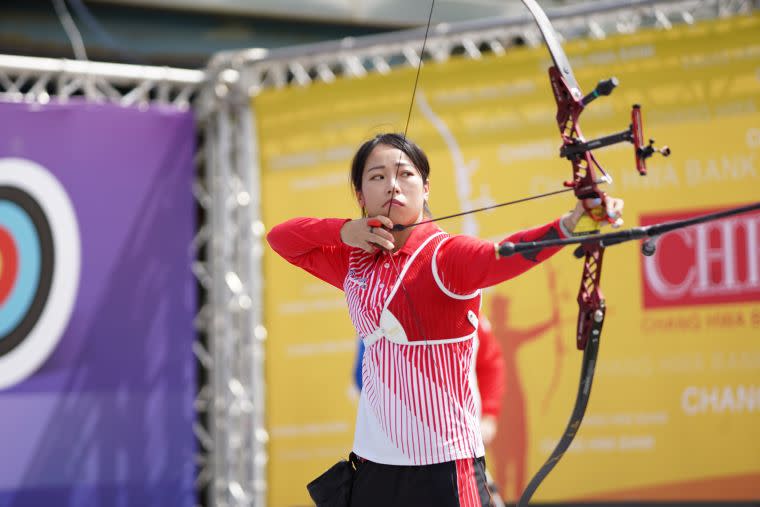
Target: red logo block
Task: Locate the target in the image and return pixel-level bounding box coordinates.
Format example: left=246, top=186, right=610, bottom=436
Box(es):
left=640, top=206, right=760, bottom=308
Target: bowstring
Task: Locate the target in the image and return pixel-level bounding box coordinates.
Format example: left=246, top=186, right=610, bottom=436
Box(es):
left=381, top=0, right=435, bottom=351
left=379, top=0, right=481, bottom=459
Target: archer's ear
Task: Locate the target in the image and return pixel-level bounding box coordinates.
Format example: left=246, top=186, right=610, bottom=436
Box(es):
left=356, top=190, right=365, bottom=208
left=423, top=180, right=430, bottom=201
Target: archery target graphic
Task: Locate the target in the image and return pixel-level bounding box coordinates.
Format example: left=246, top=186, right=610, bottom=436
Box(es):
left=0, top=158, right=80, bottom=389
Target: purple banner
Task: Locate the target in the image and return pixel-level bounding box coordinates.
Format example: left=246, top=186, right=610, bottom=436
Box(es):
left=0, top=100, right=196, bottom=506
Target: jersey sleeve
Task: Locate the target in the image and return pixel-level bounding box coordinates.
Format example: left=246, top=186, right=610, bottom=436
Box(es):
left=266, top=217, right=352, bottom=290
left=435, top=218, right=566, bottom=294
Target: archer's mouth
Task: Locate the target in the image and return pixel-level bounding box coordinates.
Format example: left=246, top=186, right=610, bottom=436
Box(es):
left=384, top=199, right=405, bottom=207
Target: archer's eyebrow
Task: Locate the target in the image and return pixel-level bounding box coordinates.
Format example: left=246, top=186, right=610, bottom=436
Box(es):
left=367, top=161, right=413, bottom=172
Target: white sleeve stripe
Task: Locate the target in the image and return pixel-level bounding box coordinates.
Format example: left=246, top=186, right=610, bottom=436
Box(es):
left=431, top=237, right=480, bottom=300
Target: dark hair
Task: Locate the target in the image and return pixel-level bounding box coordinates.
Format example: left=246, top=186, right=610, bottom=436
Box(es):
left=350, top=133, right=432, bottom=217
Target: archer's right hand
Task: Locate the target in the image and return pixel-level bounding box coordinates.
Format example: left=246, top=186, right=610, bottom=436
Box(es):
left=340, top=216, right=395, bottom=253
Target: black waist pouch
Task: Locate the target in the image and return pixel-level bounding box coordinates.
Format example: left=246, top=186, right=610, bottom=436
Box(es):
left=306, top=454, right=359, bottom=507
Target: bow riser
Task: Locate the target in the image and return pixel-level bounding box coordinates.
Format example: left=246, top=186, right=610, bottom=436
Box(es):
left=570, top=152, right=607, bottom=199
left=549, top=66, right=583, bottom=135
left=548, top=67, right=609, bottom=206
left=549, top=66, right=583, bottom=130
left=576, top=246, right=606, bottom=350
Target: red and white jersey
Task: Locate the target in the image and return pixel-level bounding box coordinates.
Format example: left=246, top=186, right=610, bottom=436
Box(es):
left=348, top=231, right=483, bottom=465
left=267, top=217, right=566, bottom=465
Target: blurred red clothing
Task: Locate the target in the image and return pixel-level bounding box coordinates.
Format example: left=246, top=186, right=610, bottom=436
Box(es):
left=475, top=314, right=505, bottom=418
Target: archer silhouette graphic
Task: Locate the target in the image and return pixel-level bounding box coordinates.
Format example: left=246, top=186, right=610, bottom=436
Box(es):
left=488, top=264, right=563, bottom=501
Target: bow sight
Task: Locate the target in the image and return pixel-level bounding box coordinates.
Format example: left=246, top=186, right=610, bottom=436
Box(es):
left=559, top=77, right=671, bottom=176
left=552, top=72, right=671, bottom=189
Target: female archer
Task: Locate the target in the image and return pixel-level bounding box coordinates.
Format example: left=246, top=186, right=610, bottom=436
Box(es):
left=267, top=132, right=623, bottom=507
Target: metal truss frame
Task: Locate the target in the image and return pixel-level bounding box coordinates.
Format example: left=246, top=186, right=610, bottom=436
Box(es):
left=203, top=0, right=758, bottom=95
left=0, top=54, right=202, bottom=108
left=196, top=78, right=268, bottom=507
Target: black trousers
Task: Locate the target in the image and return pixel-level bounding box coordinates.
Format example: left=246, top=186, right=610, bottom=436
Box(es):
left=349, top=456, right=493, bottom=507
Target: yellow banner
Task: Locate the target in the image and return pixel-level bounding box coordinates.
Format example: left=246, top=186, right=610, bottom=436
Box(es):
left=257, top=13, right=760, bottom=505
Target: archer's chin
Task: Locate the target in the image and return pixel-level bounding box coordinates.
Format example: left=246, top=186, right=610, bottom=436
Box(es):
left=389, top=210, right=418, bottom=226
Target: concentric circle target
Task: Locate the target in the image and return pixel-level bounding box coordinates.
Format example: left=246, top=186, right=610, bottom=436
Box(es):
left=0, top=158, right=80, bottom=390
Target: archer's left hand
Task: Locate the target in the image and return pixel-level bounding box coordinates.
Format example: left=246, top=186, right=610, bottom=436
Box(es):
left=562, top=196, right=624, bottom=234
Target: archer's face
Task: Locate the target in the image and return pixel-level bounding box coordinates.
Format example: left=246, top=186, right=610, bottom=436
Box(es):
left=357, top=144, right=429, bottom=226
